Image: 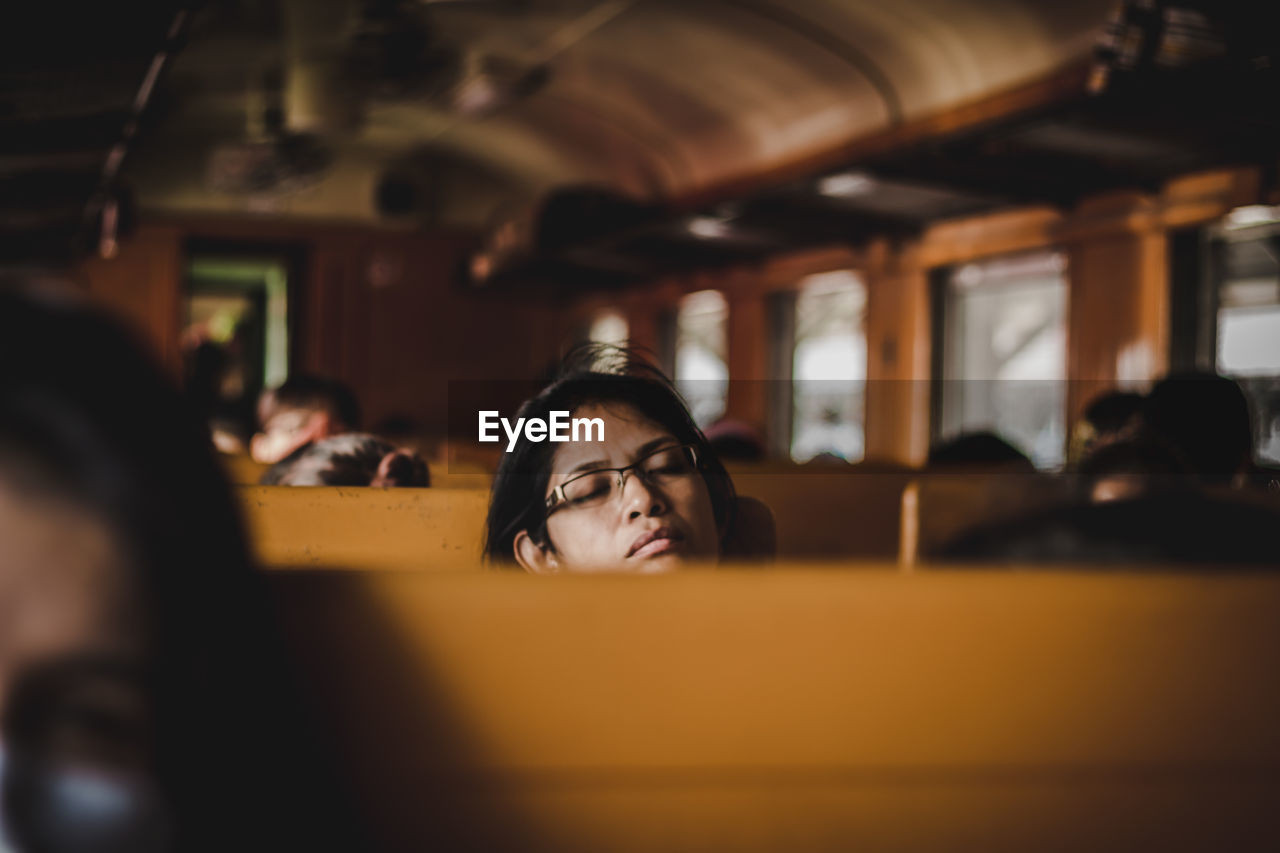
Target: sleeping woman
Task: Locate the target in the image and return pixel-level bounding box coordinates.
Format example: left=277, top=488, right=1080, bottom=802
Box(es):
left=484, top=347, right=772, bottom=572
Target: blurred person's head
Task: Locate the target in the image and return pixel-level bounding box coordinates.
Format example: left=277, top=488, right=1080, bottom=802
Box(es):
left=262, top=433, right=430, bottom=487
left=927, top=432, right=1036, bottom=473
left=1076, top=437, right=1191, bottom=503
left=1143, top=372, right=1253, bottom=486
left=485, top=346, right=733, bottom=573
left=208, top=401, right=254, bottom=456
left=1071, top=390, right=1144, bottom=461
left=0, top=281, right=337, bottom=852
left=182, top=341, right=228, bottom=421
left=804, top=451, right=851, bottom=467
left=368, top=413, right=433, bottom=458
left=703, top=418, right=766, bottom=463
left=251, top=374, right=360, bottom=464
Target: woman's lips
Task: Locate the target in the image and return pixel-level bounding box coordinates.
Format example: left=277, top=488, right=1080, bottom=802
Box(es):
left=628, top=527, right=683, bottom=558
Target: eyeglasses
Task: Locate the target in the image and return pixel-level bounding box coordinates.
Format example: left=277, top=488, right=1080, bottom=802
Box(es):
left=545, top=443, right=700, bottom=516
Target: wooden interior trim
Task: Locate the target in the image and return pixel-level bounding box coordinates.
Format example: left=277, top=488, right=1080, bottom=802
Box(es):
left=672, top=60, right=1094, bottom=211
left=917, top=207, right=1063, bottom=269
left=135, top=212, right=481, bottom=245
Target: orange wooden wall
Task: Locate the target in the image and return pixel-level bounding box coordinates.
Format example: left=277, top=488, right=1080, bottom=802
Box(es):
left=74, top=216, right=570, bottom=435
left=573, top=167, right=1264, bottom=465
left=73, top=168, right=1263, bottom=460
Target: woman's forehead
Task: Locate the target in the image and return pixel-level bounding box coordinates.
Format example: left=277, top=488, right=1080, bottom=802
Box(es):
left=550, top=402, right=674, bottom=473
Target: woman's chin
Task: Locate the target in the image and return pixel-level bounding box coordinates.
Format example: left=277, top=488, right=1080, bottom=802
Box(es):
left=625, top=548, right=717, bottom=572
left=631, top=553, right=685, bottom=573
left=579, top=552, right=687, bottom=573
left=566, top=548, right=719, bottom=573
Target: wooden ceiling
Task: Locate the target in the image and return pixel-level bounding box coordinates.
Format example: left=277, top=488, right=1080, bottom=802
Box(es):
left=4, top=0, right=1277, bottom=276
left=125, top=0, right=1116, bottom=223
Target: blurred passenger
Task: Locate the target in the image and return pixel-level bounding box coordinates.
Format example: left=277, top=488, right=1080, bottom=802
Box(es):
left=927, top=431, right=1036, bottom=473
left=262, top=433, right=430, bottom=487
left=183, top=340, right=228, bottom=424
left=804, top=451, right=852, bottom=467
left=183, top=341, right=252, bottom=455
left=485, top=346, right=770, bottom=572
left=1142, top=372, right=1253, bottom=487
left=251, top=374, right=360, bottom=464
left=1075, top=437, right=1191, bottom=503
left=940, top=489, right=1280, bottom=566
left=0, top=282, right=358, bottom=852
left=208, top=401, right=254, bottom=456
left=704, top=418, right=766, bottom=463
left=1070, top=390, right=1144, bottom=463
left=944, top=433, right=1277, bottom=566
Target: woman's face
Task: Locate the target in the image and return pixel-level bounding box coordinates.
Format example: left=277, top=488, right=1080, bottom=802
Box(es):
left=0, top=479, right=143, bottom=712
left=0, top=475, right=161, bottom=849
left=515, top=402, right=720, bottom=573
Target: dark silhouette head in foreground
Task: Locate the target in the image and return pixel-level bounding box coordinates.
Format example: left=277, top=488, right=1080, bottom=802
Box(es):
left=0, top=280, right=360, bottom=851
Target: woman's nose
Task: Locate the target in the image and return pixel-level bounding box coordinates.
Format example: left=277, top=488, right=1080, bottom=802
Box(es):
left=621, top=472, right=666, bottom=519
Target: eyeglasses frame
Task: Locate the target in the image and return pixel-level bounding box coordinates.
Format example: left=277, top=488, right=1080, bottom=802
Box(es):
left=544, top=443, right=701, bottom=517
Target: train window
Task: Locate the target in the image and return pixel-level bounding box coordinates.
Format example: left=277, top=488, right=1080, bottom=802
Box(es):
left=789, top=271, right=867, bottom=463
left=935, top=251, right=1068, bottom=469
left=588, top=310, right=628, bottom=346
left=182, top=254, right=291, bottom=453
left=1214, top=207, right=1280, bottom=465
left=674, top=290, right=729, bottom=428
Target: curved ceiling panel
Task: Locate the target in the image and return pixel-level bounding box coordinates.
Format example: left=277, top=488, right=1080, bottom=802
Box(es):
left=793, top=0, right=1116, bottom=118
left=554, top=1, right=895, bottom=192
left=127, top=0, right=1119, bottom=225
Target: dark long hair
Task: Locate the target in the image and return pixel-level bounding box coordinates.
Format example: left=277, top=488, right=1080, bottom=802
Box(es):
left=484, top=345, right=735, bottom=565
left=261, top=432, right=430, bottom=486
left=0, top=280, right=356, bottom=851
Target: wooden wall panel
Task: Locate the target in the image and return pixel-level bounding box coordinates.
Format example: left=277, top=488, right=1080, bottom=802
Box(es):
left=359, top=232, right=567, bottom=433
left=724, top=287, right=769, bottom=429
left=75, top=218, right=565, bottom=436
left=76, top=223, right=184, bottom=373
left=864, top=241, right=932, bottom=465
left=1063, top=214, right=1169, bottom=425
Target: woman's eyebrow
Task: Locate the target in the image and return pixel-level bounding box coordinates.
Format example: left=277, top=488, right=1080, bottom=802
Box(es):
left=631, top=437, right=677, bottom=460
left=562, top=437, right=676, bottom=477
left=564, top=457, right=610, bottom=477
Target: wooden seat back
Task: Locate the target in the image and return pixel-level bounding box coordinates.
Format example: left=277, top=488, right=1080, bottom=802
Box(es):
left=431, top=471, right=494, bottom=490
left=899, top=474, right=1076, bottom=567
left=269, top=566, right=1280, bottom=852
left=733, top=465, right=914, bottom=559
left=241, top=486, right=490, bottom=570
left=221, top=452, right=270, bottom=485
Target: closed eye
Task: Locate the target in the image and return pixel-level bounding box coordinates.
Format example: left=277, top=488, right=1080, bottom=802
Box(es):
left=567, top=478, right=612, bottom=504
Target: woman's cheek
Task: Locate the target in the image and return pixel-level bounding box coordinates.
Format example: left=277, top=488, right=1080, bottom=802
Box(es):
left=551, top=516, right=611, bottom=566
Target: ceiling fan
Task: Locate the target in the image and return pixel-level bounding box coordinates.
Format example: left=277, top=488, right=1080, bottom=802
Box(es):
left=343, top=0, right=550, bottom=117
